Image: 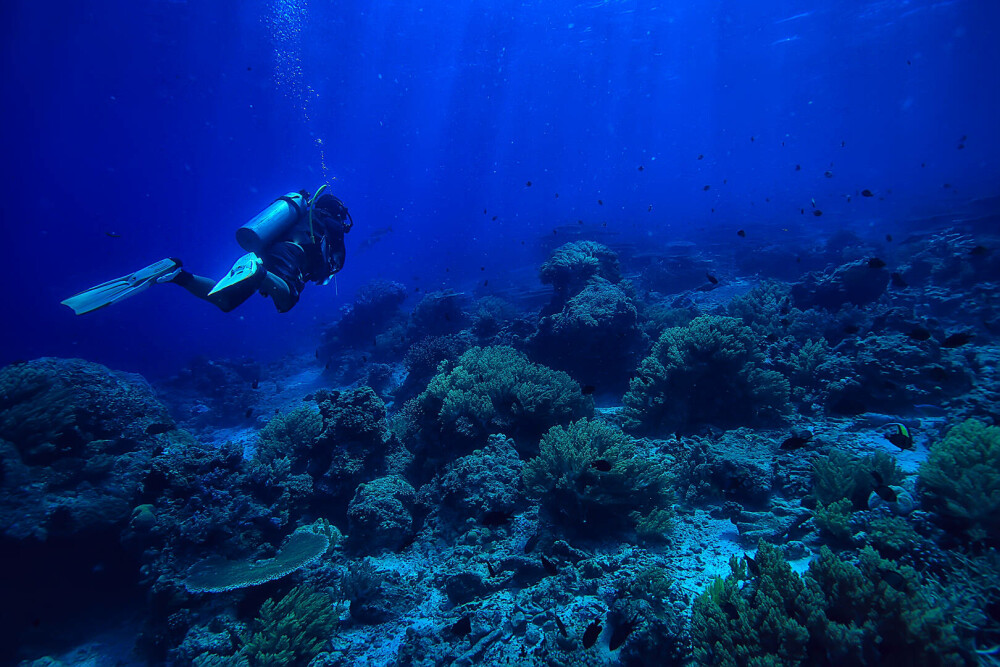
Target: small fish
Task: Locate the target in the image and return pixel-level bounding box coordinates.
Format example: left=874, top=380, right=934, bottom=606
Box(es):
left=843, top=323, right=860, bottom=334
left=744, top=554, right=760, bottom=577
left=872, top=483, right=898, bottom=503
left=582, top=620, right=602, bottom=649
left=483, top=280, right=488, bottom=287
left=908, top=326, right=931, bottom=341
left=481, top=510, right=513, bottom=526
left=451, top=615, right=472, bottom=637
left=780, top=433, right=812, bottom=450
left=867, top=257, right=887, bottom=269
left=881, top=569, right=906, bottom=591
left=486, top=561, right=496, bottom=577
left=251, top=378, right=260, bottom=389
left=492, top=216, right=497, bottom=221
left=970, top=245, right=990, bottom=257
left=648, top=204, right=652, bottom=212
left=541, top=554, right=558, bottom=576
left=703, top=185, right=710, bottom=191
left=591, top=459, right=612, bottom=472
left=245, top=408, right=253, bottom=419
left=750, top=136, right=755, bottom=142
left=554, top=613, right=568, bottom=637
left=105, top=231, right=122, bottom=238
left=824, top=170, right=833, bottom=178
left=886, top=234, right=893, bottom=242
left=841, top=140, right=846, bottom=147
left=698, top=154, right=704, bottom=160
left=813, top=209, right=823, bottom=217
left=638, top=165, right=644, bottom=171
left=525, top=180, right=532, bottom=187
left=890, top=273, right=908, bottom=288
left=737, top=229, right=746, bottom=237
left=555, top=193, right=559, bottom=198
left=483, top=208, right=487, bottom=214
left=598, top=199, right=603, bottom=205
left=523, top=533, right=540, bottom=554
left=609, top=615, right=640, bottom=651
left=795, top=164, right=801, bottom=171
left=705, top=272, right=719, bottom=285
left=942, top=332, right=974, bottom=348
left=145, top=422, right=174, bottom=435
left=885, top=423, right=913, bottom=450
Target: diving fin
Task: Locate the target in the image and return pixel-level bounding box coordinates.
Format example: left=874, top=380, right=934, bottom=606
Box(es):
left=208, top=252, right=265, bottom=298
left=61, top=258, right=182, bottom=315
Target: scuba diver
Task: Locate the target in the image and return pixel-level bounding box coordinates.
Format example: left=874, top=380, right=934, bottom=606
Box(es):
left=62, top=186, right=353, bottom=315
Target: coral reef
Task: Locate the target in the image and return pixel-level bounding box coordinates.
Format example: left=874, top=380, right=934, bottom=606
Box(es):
left=523, top=419, right=674, bottom=542
left=346, top=475, right=418, bottom=553
left=0, top=358, right=174, bottom=540
left=919, top=419, right=1000, bottom=543
left=402, top=346, right=593, bottom=461
left=791, top=258, right=890, bottom=311
left=622, top=315, right=790, bottom=435
left=539, top=241, right=622, bottom=308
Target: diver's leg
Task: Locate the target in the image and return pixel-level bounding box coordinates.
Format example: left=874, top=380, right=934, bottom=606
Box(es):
left=170, top=270, right=253, bottom=312
left=260, top=272, right=299, bottom=313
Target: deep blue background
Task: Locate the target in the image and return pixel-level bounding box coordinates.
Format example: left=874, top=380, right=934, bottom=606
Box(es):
left=2, top=0, right=997, bottom=378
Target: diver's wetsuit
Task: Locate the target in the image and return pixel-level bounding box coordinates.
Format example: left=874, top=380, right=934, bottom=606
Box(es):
left=172, top=192, right=350, bottom=313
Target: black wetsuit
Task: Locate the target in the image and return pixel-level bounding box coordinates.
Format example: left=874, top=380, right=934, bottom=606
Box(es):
left=172, top=192, right=351, bottom=313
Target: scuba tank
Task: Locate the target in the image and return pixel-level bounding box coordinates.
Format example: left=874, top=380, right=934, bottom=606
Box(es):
left=236, top=192, right=306, bottom=253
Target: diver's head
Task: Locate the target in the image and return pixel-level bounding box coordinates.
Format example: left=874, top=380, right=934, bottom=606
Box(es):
left=315, top=194, right=352, bottom=231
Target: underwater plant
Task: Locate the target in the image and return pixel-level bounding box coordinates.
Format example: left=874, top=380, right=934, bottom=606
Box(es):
left=523, top=419, right=674, bottom=541
left=621, top=315, right=790, bottom=435
left=919, top=419, right=1000, bottom=543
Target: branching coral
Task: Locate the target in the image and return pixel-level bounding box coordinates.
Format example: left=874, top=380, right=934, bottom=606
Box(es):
left=241, top=585, right=338, bottom=666
left=622, top=315, right=790, bottom=434
left=523, top=419, right=674, bottom=541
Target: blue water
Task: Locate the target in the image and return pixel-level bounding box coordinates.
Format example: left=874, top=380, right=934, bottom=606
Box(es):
left=3, top=1, right=1000, bottom=665
left=2, top=0, right=996, bottom=376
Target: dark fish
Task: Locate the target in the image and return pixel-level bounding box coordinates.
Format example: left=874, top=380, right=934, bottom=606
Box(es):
left=881, top=569, right=906, bottom=591
left=908, top=326, right=931, bottom=341
left=555, top=193, right=559, bottom=198
left=609, top=615, right=640, bottom=651
left=105, top=231, right=122, bottom=238
left=483, top=280, right=488, bottom=287
left=750, top=136, right=755, bottom=142
left=706, top=272, right=719, bottom=285
left=525, top=180, right=532, bottom=187
left=813, top=209, right=822, bottom=216
left=591, top=459, right=612, bottom=472
left=598, top=199, right=604, bottom=205
left=315, top=350, right=320, bottom=359
left=841, top=140, right=846, bottom=147
left=638, top=165, right=644, bottom=171
left=555, top=613, right=568, bottom=637
left=886, top=234, right=893, bottom=242
left=581, top=384, right=596, bottom=395
left=737, top=229, right=746, bottom=237
left=872, top=483, right=898, bottom=503
left=483, top=208, right=487, bottom=214
left=780, top=434, right=812, bottom=450
left=541, top=554, right=558, bottom=576
left=480, top=510, right=513, bottom=526
left=145, top=422, right=174, bottom=435
left=451, top=615, right=472, bottom=637
left=890, top=273, right=908, bottom=288
left=582, top=620, right=602, bottom=649
left=492, top=216, right=497, bottom=221
left=251, top=378, right=260, bottom=389
left=824, top=171, right=834, bottom=178
left=486, top=561, right=496, bottom=577
left=703, top=185, right=711, bottom=191
left=867, top=257, right=887, bottom=269
left=795, top=164, right=801, bottom=171
left=245, top=408, right=253, bottom=418
left=885, top=423, right=914, bottom=450
left=524, top=533, right=540, bottom=554
left=861, top=189, right=874, bottom=197
left=942, top=332, right=974, bottom=348
left=744, top=554, right=760, bottom=577
left=698, top=154, right=704, bottom=160
left=480, top=266, right=485, bottom=271
left=970, top=245, right=989, bottom=257
left=648, top=204, right=653, bottom=212
left=843, top=323, right=860, bottom=334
